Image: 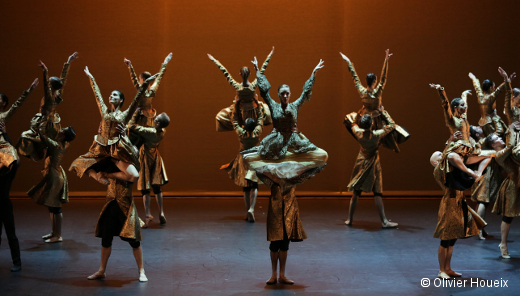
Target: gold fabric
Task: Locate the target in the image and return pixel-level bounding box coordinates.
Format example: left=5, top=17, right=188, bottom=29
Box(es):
left=0, top=89, right=32, bottom=171
left=471, top=158, right=503, bottom=203
left=493, top=129, right=520, bottom=217
left=503, top=79, right=520, bottom=125
left=27, top=118, right=70, bottom=208
left=347, top=111, right=395, bottom=193
left=95, top=178, right=142, bottom=241
left=128, top=111, right=168, bottom=191
left=266, top=186, right=307, bottom=242
left=471, top=76, right=507, bottom=136
left=69, top=76, right=146, bottom=177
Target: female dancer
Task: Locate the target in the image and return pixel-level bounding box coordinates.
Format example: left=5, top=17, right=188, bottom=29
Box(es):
left=242, top=57, right=328, bottom=285
left=17, top=52, right=78, bottom=161
left=429, top=84, right=491, bottom=184
left=345, top=109, right=398, bottom=228
left=209, top=48, right=273, bottom=222
left=340, top=49, right=409, bottom=153
left=0, top=78, right=38, bottom=271
left=124, top=54, right=172, bottom=226
left=128, top=109, right=170, bottom=227
left=70, top=67, right=156, bottom=282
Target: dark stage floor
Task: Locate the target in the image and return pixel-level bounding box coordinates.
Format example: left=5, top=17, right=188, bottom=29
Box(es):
left=1, top=198, right=519, bottom=296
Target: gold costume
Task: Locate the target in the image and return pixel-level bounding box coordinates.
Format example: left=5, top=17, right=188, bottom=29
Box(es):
left=27, top=117, right=70, bottom=208
left=343, top=59, right=409, bottom=152
left=471, top=158, right=503, bottom=203
left=435, top=88, right=481, bottom=186
left=347, top=111, right=395, bottom=193
left=503, top=80, right=520, bottom=126
left=95, top=178, right=142, bottom=241
left=470, top=75, right=506, bottom=136
left=69, top=76, right=147, bottom=177
left=128, top=110, right=168, bottom=191
left=492, top=128, right=520, bottom=217
left=0, top=88, right=33, bottom=173
left=17, top=63, right=70, bottom=161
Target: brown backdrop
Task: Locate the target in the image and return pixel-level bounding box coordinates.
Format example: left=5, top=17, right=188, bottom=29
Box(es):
left=1, top=0, right=519, bottom=196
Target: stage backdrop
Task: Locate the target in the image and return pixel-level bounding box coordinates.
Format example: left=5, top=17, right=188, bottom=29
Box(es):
left=1, top=0, right=519, bottom=196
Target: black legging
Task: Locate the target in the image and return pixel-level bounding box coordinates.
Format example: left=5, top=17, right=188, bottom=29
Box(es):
left=503, top=216, right=514, bottom=224
left=440, top=239, right=457, bottom=248
left=141, top=185, right=162, bottom=196
left=243, top=183, right=259, bottom=192
left=0, top=165, right=21, bottom=266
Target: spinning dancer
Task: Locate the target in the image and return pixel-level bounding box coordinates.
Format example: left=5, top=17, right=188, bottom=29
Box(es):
left=209, top=48, right=273, bottom=222
left=0, top=78, right=38, bottom=271
left=242, top=57, right=328, bottom=285
left=340, top=49, right=409, bottom=152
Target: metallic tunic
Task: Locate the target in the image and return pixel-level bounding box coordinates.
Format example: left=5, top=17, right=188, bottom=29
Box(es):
left=493, top=129, right=520, bottom=217
left=347, top=111, right=395, bottom=193
left=503, top=80, right=520, bottom=126
left=470, top=75, right=507, bottom=136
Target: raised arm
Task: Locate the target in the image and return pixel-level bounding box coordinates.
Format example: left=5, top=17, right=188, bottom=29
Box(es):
left=207, top=54, right=241, bottom=90
left=56, top=52, right=79, bottom=98
left=340, top=52, right=365, bottom=97
left=124, top=58, right=141, bottom=90
left=252, top=57, right=276, bottom=108
left=293, top=59, right=324, bottom=110
left=38, top=60, right=53, bottom=112
left=251, top=47, right=274, bottom=88
left=374, top=49, right=391, bottom=96
left=430, top=83, right=453, bottom=125
left=468, top=72, right=483, bottom=101
left=499, top=67, right=515, bottom=125
left=461, top=90, right=471, bottom=110
left=374, top=110, right=396, bottom=139
left=122, top=73, right=159, bottom=124
left=84, top=66, right=107, bottom=117
left=2, top=79, right=38, bottom=122
left=149, top=52, right=172, bottom=95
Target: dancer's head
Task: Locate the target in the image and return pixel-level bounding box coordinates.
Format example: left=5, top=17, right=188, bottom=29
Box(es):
left=513, top=88, right=520, bottom=107
left=0, top=94, right=8, bottom=110
left=278, top=84, right=291, bottom=105
left=49, top=77, right=63, bottom=91
left=155, top=112, right=170, bottom=129
left=366, top=73, right=377, bottom=89
left=244, top=118, right=256, bottom=132
left=470, top=125, right=483, bottom=141
left=138, top=71, right=152, bottom=85
left=430, top=151, right=443, bottom=167
left=59, top=126, right=76, bottom=143
left=450, top=98, right=466, bottom=115
left=359, top=114, right=373, bottom=130
left=482, top=79, right=495, bottom=93
left=485, top=133, right=505, bottom=151
left=109, top=90, right=125, bottom=108
left=240, top=67, right=250, bottom=81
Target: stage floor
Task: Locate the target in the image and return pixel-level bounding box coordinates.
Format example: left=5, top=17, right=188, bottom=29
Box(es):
left=1, top=198, right=519, bottom=296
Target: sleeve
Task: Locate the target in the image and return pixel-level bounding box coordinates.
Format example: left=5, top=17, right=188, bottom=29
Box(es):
left=438, top=87, right=453, bottom=126
left=122, top=81, right=149, bottom=124
left=149, top=62, right=168, bottom=95
left=128, top=108, right=139, bottom=129
left=293, top=72, right=316, bottom=110
left=489, top=81, right=506, bottom=106
left=374, top=57, right=388, bottom=96
left=251, top=50, right=274, bottom=88
left=3, top=89, right=32, bottom=122
left=41, top=68, right=53, bottom=113
left=88, top=76, right=107, bottom=117
left=231, top=101, right=245, bottom=136
left=54, top=62, right=70, bottom=99
left=38, top=114, right=58, bottom=148
left=347, top=61, right=366, bottom=98
left=470, top=75, right=484, bottom=101
left=373, top=110, right=396, bottom=138
left=128, top=64, right=142, bottom=90
left=351, top=124, right=364, bottom=140
left=256, top=71, right=276, bottom=108
left=504, top=80, right=514, bottom=125
left=210, top=57, right=240, bottom=90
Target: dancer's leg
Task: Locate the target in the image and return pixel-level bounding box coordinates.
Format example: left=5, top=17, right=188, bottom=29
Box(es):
left=445, top=240, right=461, bottom=277
left=345, top=192, right=359, bottom=225
left=88, top=246, right=111, bottom=279
left=107, top=160, right=139, bottom=183
left=132, top=245, right=147, bottom=282
left=142, top=191, right=152, bottom=228
left=375, top=194, right=398, bottom=228
left=267, top=250, right=278, bottom=284
left=477, top=203, right=488, bottom=239
left=499, top=217, right=512, bottom=258
left=447, top=153, right=479, bottom=179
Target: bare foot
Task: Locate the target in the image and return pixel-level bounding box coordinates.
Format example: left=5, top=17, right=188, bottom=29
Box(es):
left=266, top=274, right=277, bottom=285
left=278, top=275, right=294, bottom=285
left=345, top=220, right=352, bottom=226
left=88, top=271, right=106, bottom=280
left=446, top=269, right=462, bottom=277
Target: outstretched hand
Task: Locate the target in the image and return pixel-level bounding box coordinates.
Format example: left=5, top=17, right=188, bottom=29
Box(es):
left=510, top=72, right=517, bottom=81
left=68, top=52, right=79, bottom=63
left=84, top=66, right=93, bottom=78
left=251, top=56, right=259, bottom=71
left=207, top=54, right=215, bottom=61
left=429, top=83, right=442, bottom=90
left=498, top=67, right=508, bottom=80
left=164, top=52, right=173, bottom=64
left=468, top=72, right=476, bottom=80
left=269, top=46, right=275, bottom=56
left=29, top=78, right=39, bottom=91
left=339, top=52, right=350, bottom=63
left=462, top=90, right=472, bottom=97
left=313, top=59, right=324, bottom=74
left=385, top=49, right=392, bottom=60
left=450, top=131, right=463, bottom=142
left=124, top=58, right=132, bottom=67
left=38, top=60, right=48, bottom=71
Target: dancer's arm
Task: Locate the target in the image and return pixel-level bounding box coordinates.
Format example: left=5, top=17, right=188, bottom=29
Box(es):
left=56, top=52, right=79, bottom=99
left=39, top=60, right=53, bottom=113
left=468, top=72, right=483, bottom=103
left=251, top=47, right=274, bottom=88
left=499, top=67, right=515, bottom=125
left=374, top=110, right=395, bottom=138
left=430, top=84, right=453, bottom=125
left=84, top=66, right=107, bottom=117
left=38, top=112, right=58, bottom=148
left=149, top=52, right=172, bottom=95
left=294, top=59, right=324, bottom=110
left=252, top=98, right=265, bottom=138
left=207, top=54, right=240, bottom=90
left=231, top=100, right=246, bottom=137
left=374, top=49, right=391, bottom=96
left=2, top=79, right=38, bottom=122
left=340, top=52, right=365, bottom=97
left=124, top=58, right=141, bottom=90
left=251, top=57, right=276, bottom=108
left=123, top=73, right=158, bottom=124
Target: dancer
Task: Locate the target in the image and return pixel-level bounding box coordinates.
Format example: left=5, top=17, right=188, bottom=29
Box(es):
left=340, top=49, right=409, bottom=152
left=28, top=63, right=76, bottom=242
left=0, top=78, right=39, bottom=271
left=17, top=52, right=78, bottom=161
left=429, top=84, right=491, bottom=183
left=69, top=67, right=157, bottom=184
left=344, top=108, right=398, bottom=228
left=124, top=53, right=172, bottom=146
left=468, top=71, right=507, bottom=136
left=209, top=47, right=274, bottom=222
left=242, top=58, right=328, bottom=285
left=128, top=109, right=170, bottom=227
